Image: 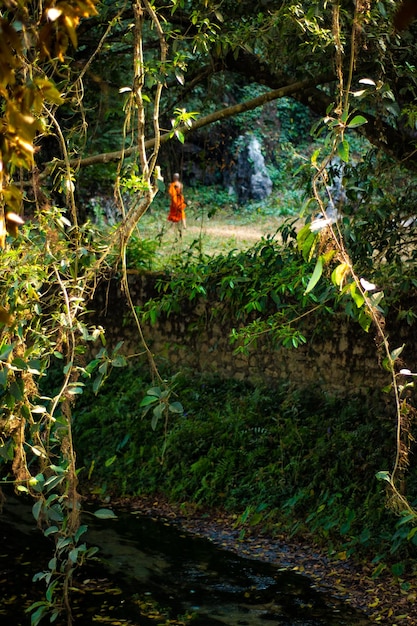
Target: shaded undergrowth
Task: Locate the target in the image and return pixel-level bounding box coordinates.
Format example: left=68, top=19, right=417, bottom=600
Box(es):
left=71, top=365, right=417, bottom=576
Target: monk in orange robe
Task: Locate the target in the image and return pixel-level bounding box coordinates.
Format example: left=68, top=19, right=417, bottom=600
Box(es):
left=168, top=173, right=186, bottom=230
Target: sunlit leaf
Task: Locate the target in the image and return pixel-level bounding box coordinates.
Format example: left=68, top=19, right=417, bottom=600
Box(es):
left=0, top=343, right=14, bottom=361
left=304, top=256, right=323, bottom=295
left=331, top=262, right=350, bottom=288
left=31, top=405, right=47, bottom=413
left=375, top=470, right=391, bottom=482
left=350, top=283, right=365, bottom=308
left=348, top=115, right=368, bottom=128
left=360, top=277, right=376, bottom=291
left=369, top=291, right=384, bottom=308
left=390, top=345, right=405, bottom=361
left=337, top=139, right=349, bottom=163
left=359, top=77, right=376, bottom=86
left=175, top=129, right=185, bottom=143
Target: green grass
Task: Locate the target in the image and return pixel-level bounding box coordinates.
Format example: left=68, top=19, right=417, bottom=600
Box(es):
left=126, top=185, right=303, bottom=270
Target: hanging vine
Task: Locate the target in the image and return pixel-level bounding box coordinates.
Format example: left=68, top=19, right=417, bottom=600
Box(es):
left=301, top=0, right=417, bottom=520
left=0, top=2, right=171, bottom=624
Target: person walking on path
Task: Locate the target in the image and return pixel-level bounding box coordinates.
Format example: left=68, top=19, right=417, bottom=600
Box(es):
left=167, top=173, right=187, bottom=232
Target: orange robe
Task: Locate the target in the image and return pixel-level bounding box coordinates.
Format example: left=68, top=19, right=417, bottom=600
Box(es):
left=168, top=181, right=186, bottom=222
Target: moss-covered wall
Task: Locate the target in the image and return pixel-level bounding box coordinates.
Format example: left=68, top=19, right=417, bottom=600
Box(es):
left=90, top=272, right=416, bottom=396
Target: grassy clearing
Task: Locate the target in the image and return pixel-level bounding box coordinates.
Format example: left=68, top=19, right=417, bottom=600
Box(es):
left=130, top=185, right=303, bottom=267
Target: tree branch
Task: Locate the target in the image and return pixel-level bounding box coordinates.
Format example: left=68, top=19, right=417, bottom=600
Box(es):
left=39, top=75, right=332, bottom=175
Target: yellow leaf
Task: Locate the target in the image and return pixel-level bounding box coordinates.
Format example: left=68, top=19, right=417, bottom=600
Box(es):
left=64, top=16, right=79, bottom=48
left=0, top=306, right=14, bottom=326
left=0, top=218, right=6, bottom=248
left=331, top=262, right=350, bottom=289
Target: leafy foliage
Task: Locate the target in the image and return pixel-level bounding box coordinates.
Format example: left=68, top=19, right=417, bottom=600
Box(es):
left=4, top=0, right=417, bottom=621
left=73, top=366, right=417, bottom=568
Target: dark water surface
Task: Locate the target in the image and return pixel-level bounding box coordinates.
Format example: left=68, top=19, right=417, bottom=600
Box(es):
left=0, top=496, right=372, bottom=625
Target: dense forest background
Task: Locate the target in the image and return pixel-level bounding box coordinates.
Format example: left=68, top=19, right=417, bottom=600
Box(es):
left=3, top=1, right=417, bottom=624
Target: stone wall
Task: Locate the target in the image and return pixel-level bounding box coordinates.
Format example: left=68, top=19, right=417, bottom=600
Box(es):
left=90, top=272, right=417, bottom=396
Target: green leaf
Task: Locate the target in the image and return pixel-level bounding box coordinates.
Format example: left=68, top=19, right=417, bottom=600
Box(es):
left=358, top=309, right=371, bottom=332
left=48, top=504, right=64, bottom=522
left=297, top=224, right=318, bottom=261
left=49, top=464, right=67, bottom=474
left=169, top=401, right=183, bottom=414
left=44, top=474, right=65, bottom=492
left=331, top=262, right=350, bottom=288
left=0, top=342, right=14, bottom=361
left=111, top=355, right=127, bottom=367
left=139, top=395, right=158, bottom=407
left=0, top=367, right=8, bottom=387
left=340, top=108, right=350, bottom=124
left=98, top=361, right=109, bottom=375
left=92, top=372, right=105, bottom=395
left=93, top=508, right=117, bottom=519
left=67, top=386, right=84, bottom=395
left=63, top=361, right=73, bottom=375
left=350, top=283, right=365, bottom=308
left=376, top=470, right=391, bottom=482
left=29, top=605, right=47, bottom=626
left=391, top=562, right=405, bottom=577
left=337, top=139, right=349, bottom=163
left=304, top=256, right=323, bottom=295
left=75, top=525, right=88, bottom=542
left=56, top=536, right=72, bottom=551
left=32, top=499, right=43, bottom=522
left=396, top=513, right=416, bottom=527
left=369, top=291, right=384, bottom=308
left=11, top=356, right=27, bottom=370
left=69, top=548, right=79, bottom=563
left=348, top=114, right=367, bottom=128
left=151, top=402, right=165, bottom=430
left=390, top=345, right=405, bottom=362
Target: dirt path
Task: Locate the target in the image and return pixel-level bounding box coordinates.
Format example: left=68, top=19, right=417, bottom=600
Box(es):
left=186, top=224, right=271, bottom=241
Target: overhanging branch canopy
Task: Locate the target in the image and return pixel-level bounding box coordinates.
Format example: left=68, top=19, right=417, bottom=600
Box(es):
left=39, top=75, right=333, bottom=176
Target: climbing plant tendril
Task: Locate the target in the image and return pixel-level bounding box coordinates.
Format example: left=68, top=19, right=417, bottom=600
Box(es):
left=300, top=1, right=417, bottom=525
left=0, top=2, right=173, bottom=624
